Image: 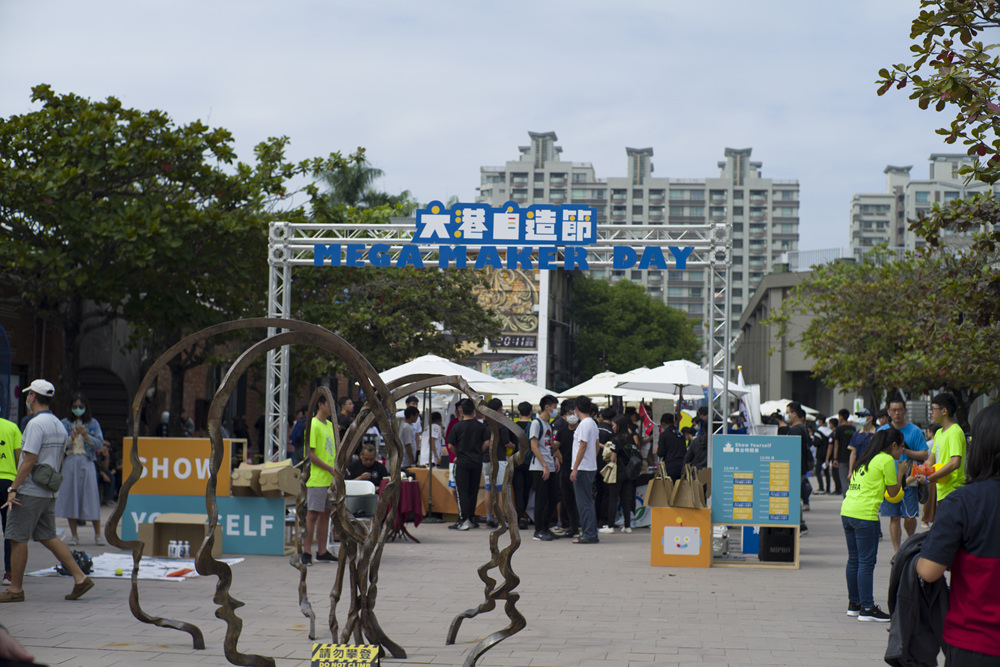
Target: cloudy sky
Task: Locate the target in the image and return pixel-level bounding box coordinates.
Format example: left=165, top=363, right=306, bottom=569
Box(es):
left=1, top=1, right=952, bottom=250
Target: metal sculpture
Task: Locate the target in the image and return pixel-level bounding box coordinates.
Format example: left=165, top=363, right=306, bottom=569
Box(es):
left=105, top=318, right=529, bottom=667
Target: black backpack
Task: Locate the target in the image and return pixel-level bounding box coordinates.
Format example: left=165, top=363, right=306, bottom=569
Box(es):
left=624, top=447, right=644, bottom=481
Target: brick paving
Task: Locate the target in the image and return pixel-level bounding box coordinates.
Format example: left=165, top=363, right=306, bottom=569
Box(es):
left=2, top=489, right=907, bottom=667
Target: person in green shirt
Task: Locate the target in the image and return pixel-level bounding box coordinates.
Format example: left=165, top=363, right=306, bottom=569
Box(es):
left=840, top=427, right=906, bottom=622
left=0, top=416, right=22, bottom=584
left=302, top=394, right=338, bottom=566
left=917, top=393, right=966, bottom=502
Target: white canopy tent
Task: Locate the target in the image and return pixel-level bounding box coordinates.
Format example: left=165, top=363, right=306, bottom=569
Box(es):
left=379, top=354, right=497, bottom=393
left=557, top=368, right=679, bottom=405
left=615, top=359, right=748, bottom=397
left=758, top=399, right=820, bottom=418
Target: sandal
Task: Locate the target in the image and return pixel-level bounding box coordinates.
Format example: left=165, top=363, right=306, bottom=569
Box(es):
left=0, top=589, right=25, bottom=603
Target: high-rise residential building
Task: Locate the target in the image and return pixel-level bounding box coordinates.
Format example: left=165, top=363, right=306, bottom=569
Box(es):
left=850, top=153, right=998, bottom=250
left=477, top=131, right=800, bottom=328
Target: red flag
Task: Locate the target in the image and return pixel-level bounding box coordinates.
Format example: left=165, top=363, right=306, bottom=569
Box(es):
left=638, top=402, right=655, bottom=437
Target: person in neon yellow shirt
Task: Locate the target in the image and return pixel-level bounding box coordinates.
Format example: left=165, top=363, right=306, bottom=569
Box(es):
left=916, top=393, right=966, bottom=502
left=0, top=416, right=22, bottom=584
left=302, top=394, right=337, bottom=566
left=840, top=427, right=906, bottom=622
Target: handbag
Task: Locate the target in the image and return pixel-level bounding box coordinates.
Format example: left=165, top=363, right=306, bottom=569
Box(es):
left=669, top=464, right=706, bottom=509
left=32, top=463, right=64, bottom=492
left=643, top=462, right=673, bottom=507
left=600, top=462, right=617, bottom=484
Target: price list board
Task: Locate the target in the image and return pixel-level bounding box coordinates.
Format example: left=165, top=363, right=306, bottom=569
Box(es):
left=710, top=435, right=801, bottom=527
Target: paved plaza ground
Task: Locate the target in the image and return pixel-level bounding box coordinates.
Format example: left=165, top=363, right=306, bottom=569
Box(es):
left=3, top=489, right=908, bottom=667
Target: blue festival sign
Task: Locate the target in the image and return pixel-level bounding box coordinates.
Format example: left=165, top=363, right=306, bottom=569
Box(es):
left=710, top=434, right=801, bottom=527
left=413, top=201, right=597, bottom=246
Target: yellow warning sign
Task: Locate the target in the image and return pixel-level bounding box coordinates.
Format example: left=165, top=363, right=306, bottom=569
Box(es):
left=311, top=643, right=380, bottom=667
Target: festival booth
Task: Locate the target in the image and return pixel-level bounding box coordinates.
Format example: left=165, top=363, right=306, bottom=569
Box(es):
left=121, top=437, right=286, bottom=555
left=708, top=433, right=802, bottom=569
left=643, top=433, right=801, bottom=569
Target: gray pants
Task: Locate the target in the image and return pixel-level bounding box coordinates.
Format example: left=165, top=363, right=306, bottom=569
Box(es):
left=838, top=465, right=851, bottom=497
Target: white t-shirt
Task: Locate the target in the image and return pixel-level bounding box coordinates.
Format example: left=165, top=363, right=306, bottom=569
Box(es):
left=399, top=421, right=416, bottom=468
left=396, top=409, right=423, bottom=436
left=572, top=416, right=599, bottom=472
left=419, top=423, right=444, bottom=465
left=20, top=410, right=67, bottom=499
left=528, top=417, right=555, bottom=471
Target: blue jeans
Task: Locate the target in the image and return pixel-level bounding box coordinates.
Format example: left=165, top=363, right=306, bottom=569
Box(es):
left=801, top=474, right=812, bottom=505
left=843, top=515, right=880, bottom=608
left=573, top=470, right=598, bottom=540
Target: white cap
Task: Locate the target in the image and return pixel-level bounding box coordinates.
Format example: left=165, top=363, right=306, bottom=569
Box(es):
left=161, top=411, right=170, bottom=423
left=26, top=379, right=55, bottom=397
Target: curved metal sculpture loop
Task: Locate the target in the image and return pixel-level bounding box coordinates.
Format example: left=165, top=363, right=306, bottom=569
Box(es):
left=444, top=403, right=531, bottom=667
left=106, top=317, right=527, bottom=667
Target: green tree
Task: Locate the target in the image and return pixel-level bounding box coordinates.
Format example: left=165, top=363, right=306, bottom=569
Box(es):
left=0, top=84, right=345, bottom=431
left=313, top=154, right=415, bottom=214
left=877, top=0, right=1000, bottom=183
left=567, top=276, right=700, bottom=380
left=767, top=249, right=999, bottom=427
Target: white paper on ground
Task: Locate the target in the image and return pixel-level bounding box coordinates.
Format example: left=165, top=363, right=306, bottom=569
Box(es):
left=27, top=552, right=244, bottom=581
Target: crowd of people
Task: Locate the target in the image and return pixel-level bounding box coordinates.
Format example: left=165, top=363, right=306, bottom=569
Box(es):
left=324, top=393, right=714, bottom=546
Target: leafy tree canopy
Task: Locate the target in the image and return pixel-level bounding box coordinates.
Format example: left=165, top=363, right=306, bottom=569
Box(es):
left=567, top=276, right=700, bottom=380
left=766, top=248, right=999, bottom=427
left=878, top=0, right=1000, bottom=183
left=0, top=84, right=349, bottom=405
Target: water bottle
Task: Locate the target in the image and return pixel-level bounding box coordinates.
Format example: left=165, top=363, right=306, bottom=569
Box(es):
left=182, top=540, right=190, bottom=558
left=168, top=540, right=177, bottom=558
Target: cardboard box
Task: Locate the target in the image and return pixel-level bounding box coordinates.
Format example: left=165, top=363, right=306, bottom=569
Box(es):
left=138, top=512, right=223, bottom=558
left=650, top=507, right=711, bottom=568
left=258, top=460, right=300, bottom=497
left=231, top=463, right=263, bottom=496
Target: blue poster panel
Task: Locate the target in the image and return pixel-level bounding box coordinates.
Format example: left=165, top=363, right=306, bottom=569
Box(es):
left=121, top=494, right=285, bottom=555
left=710, top=434, right=801, bottom=526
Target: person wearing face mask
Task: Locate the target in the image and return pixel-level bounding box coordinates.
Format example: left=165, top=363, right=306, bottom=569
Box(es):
left=55, top=392, right=105, bottom=546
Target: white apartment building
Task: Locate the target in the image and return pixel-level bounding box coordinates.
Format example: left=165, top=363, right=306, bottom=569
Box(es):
left=477, top=131, right=800, bottom=328
left=850, top=153, right=998, bottom=250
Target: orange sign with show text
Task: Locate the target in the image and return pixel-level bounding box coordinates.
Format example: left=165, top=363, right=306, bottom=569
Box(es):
left=123, top=438, right=231, bottom=496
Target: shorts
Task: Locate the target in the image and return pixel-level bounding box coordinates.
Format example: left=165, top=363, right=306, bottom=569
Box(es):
left=879, top=485, right=919, bottom=518
left=482, top=460, right=508, bottom=491
left=6, top=494, right=57, bottom=543
left=306, top=486, right=333, bottom=512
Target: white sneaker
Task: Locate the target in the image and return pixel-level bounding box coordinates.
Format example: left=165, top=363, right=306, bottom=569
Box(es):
left=598, top=525, right=614, bottom=535
left=95, top=535, right=105, bottom=546
left=458, top=519, right=474, bottom=531
left=67, top=535, right=79, bottom=546
left=621, top=527, right=632, bottom=534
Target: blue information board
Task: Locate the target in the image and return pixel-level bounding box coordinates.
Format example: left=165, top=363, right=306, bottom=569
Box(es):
left=710, top=434, right=801, bottom=527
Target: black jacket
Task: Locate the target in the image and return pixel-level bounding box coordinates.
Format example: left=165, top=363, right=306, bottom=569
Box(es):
left=885, top=532, right=949, bottom=667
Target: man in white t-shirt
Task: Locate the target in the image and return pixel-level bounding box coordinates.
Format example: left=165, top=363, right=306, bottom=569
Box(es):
left=1, top=380, right=94, bottom=603
left=570, top=395, right=600, bottom=544
left=529, top=395, right=559, bottom=542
